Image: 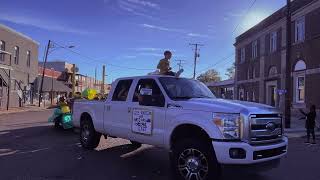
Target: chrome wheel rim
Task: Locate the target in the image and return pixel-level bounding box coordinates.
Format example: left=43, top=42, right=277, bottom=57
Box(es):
left=178, top=148, right=209, bottom=180
left=81, top=124, right=90, bottom=143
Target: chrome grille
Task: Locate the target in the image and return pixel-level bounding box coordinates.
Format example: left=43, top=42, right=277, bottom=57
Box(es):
left=250, top=114, right=283, bottom=144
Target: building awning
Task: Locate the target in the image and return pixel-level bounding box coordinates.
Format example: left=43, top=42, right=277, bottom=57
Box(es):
left=0, top=64, right=13, bottom=70
left=206, top=79, right=234, bottom=87
left=34, top=76, right=71, bottom=93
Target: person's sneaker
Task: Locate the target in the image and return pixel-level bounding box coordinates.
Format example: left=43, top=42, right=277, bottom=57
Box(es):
left=175, top=69, right=184, bottom=78
left=311, top=141, right=317, bottom=145
left=304, top=141, right=310, bottom=144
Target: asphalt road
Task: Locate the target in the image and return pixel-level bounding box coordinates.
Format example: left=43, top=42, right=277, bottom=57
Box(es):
left=0, top=110, right=320, bottom=180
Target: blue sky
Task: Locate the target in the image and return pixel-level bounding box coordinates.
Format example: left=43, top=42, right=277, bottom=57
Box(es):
left=0, top=0, right=285, bottom=83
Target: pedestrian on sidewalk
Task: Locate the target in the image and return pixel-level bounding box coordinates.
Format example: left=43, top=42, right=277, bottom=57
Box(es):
left=299, top=105, right=317, bottom=144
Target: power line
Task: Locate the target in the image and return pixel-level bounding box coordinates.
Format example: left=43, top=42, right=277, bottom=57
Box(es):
left=232, top=0, right=257, bottom=35
left=51, top=41, right=154, bottom=71
left=191, top=0, right=257, bottom=78
left=195, top=52, right=235, bottom=75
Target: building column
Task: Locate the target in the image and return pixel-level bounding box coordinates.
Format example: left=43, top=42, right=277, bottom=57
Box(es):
left=280, top=50, right=287, bottom=113
left=234, top=52, right=238, bottom=100
left=259, top=56, right=265, bottom=103
left=259, top=35, right=266, bottom=104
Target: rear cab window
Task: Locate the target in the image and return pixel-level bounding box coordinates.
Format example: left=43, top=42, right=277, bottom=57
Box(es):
left=112, top=79, right=133, bottom=101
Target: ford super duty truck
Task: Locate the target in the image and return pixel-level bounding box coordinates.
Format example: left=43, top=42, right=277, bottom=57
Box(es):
left=72, top=75, right=288, bottom=180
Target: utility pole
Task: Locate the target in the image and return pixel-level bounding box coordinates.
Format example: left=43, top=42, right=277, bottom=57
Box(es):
left=72, top=64, right=76, bottom=96
left=38, top=40, right=51, bottom=107
left=189, top=43, right=204, bottom=79
left=94, top=67, right=97, bottom=89
left=175, top=60, right=186, bottom=71
left=51, top=68, right=54, bottom=105
left=101, top=65, right=106, bottom=94
left=284, top=0, right=292, bottom=128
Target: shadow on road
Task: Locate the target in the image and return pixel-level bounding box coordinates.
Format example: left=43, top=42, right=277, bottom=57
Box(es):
left=0, top=125, right=264, bottom=180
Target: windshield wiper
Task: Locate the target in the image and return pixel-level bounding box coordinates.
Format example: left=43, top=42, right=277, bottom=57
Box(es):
left=195, top=95, right=214, bottom=98
left=171, top=96, right=194, bottom=99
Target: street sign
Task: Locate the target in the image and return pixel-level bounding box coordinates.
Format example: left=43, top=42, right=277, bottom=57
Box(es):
left=277, top=89, right=287, bottom=95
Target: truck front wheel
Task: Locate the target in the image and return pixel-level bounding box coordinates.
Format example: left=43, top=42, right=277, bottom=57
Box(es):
left=80, top=119, right=101, bottom=150
left=171, top=138, right=220, bottom=180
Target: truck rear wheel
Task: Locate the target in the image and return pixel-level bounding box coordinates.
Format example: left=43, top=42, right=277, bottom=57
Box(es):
left=80, top=119, right=101, bottom=150
left=171, top=138, right=220, bottom=180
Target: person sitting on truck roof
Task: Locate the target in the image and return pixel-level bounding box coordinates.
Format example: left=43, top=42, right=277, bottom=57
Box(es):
left=157, top=50, right=183, bottom=77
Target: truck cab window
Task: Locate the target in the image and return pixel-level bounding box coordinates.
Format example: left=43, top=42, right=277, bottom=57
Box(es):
left=112, top=80, right=133, bottom=101
left=133, top=79, right=165, bottom=107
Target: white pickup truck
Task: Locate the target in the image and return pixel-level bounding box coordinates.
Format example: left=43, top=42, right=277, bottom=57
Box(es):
left=73, top=75, right=288, bottom=180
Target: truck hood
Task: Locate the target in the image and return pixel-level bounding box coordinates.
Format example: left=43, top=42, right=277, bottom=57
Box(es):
left=176, top=98, right=279, bottom=114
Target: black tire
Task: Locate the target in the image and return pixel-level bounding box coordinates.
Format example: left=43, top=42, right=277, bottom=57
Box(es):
left=54, top=121, right=60, bottom=129
left=130, top=140, right=142, bottom=148
left=171, top=138, right=220, bottom=180
left=53, top=116, right=61, bottom=129
left=80, top=118, right=101, bottom=150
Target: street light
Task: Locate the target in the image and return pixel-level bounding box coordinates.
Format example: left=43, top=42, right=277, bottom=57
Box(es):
left=51, top=68, right=54, bottom=105
left=0, top=50, right=12, bottom=110
left=38, top=40, right=74, bottom=107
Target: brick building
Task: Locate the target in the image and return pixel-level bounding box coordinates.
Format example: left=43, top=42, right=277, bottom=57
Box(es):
left=0, top=24, right=39, bottom=108
left=234, top=0, right=320, bottom=117
left=39, top=61, right=111, bottom=94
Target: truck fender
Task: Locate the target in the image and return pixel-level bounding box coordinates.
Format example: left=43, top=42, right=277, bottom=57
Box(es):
left=164, top=113, right=222, bottom=150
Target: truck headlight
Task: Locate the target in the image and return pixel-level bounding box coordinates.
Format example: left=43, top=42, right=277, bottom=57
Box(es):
left=213, top=113, right=242, bottom=140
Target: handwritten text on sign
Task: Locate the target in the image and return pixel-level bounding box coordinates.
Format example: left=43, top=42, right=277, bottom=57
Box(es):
left=132, top=109, right=153, bottom=135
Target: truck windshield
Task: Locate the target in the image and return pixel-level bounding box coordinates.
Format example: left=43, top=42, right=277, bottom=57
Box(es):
left=159, top=77, right=215, bottom=100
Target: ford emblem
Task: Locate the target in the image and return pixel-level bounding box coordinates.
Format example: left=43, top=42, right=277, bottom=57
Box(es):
left=266, top=122, right=277, bottom=132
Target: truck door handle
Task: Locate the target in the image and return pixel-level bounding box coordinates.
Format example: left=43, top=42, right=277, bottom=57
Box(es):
left=106, top=105, right=111, bottom=111
left=128, top=107, right=132, bottom=113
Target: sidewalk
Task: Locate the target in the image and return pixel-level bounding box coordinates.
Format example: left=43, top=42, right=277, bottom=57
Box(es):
left=0, top=105, right=48, bottom=115
left=285, top=116, right=320, bottom=138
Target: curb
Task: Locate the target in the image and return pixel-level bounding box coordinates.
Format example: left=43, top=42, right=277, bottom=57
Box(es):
left=0, top=108, right=50, bottom=115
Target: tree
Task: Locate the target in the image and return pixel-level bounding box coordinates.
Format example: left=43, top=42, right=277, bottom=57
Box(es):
left=225, top=63, right=235, bottom=79
left=197, top=69, right=221, bottom=83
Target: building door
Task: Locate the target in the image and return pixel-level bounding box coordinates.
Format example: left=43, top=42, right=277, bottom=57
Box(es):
left=270, top=86, right=276, bottom=107
left=129, top=78, right=166, bottom=147
left=266, top=81, right=278, bottom=107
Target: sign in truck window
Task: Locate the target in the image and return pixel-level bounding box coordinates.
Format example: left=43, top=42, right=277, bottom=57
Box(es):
left=132, top=109, right=153, bottom=135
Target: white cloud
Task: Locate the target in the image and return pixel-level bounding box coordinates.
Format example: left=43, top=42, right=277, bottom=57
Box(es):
left=141, top=23, right=211, bottom=39
left=223, top=11, right=245, bottom=21
left=132, top=47, right=162, bottom=52
left=187, top=33, right=211, bottom=38
left=227, top=11, right=245, bottom=17
left=122, top=55, right=137, bottom=58
left=139, top=52, right=163, bottom=57
left=141, top=23, right=186, bottom=33
left=127, top=0, right=159, bottom=9
left=116, top=0, right=159, bottom=19
left=0, top=13, right=89, bottom=35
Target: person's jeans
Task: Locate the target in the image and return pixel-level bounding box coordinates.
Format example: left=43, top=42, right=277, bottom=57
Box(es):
left=307, top=128, right=315, bottom=141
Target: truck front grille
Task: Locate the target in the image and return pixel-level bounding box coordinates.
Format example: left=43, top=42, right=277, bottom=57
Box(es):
left=250, top=114, right=283, bottom=144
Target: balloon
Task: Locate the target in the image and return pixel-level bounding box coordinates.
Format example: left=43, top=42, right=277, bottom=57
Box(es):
left=82, top=88, right=98, bottom=100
